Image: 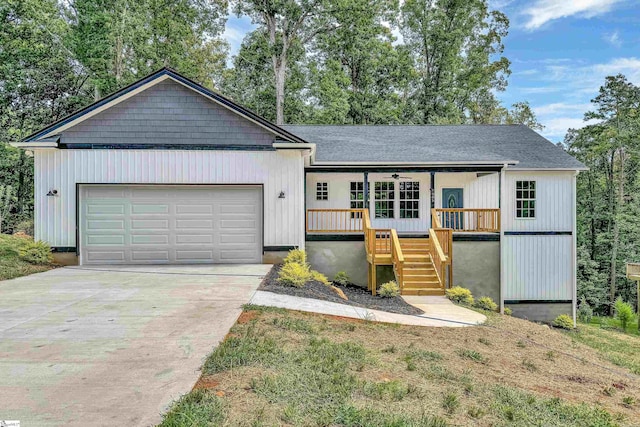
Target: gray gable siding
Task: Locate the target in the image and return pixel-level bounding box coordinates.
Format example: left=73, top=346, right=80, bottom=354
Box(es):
left=61, top=79, right=275, bottom=146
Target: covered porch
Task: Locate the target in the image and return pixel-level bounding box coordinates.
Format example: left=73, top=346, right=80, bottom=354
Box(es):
left=304, top=169, right=502, bottom=296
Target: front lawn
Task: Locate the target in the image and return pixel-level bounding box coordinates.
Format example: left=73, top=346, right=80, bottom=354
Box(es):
left=571, top=319, right=640, bottom=376
left=0, top=233, right=54, bottom=281
left=159, top=306, right=640, bottom=426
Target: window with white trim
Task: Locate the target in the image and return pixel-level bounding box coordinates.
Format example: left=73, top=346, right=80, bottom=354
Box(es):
left=350, top=182, right=364, bottom=218
left=399, top=181, right=420, bottom=218
left=516, top=180, right=536, bottom=218
left=375, top=182, right=395, bottom=219
left=316, top=182, right=328, bottom=200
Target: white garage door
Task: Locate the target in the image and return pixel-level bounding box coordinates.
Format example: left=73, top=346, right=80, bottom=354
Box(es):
left=80, top=185, right=262, bottom=265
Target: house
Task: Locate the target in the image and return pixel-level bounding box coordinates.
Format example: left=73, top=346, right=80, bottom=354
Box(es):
left=13, top=68, right=587, bottom=323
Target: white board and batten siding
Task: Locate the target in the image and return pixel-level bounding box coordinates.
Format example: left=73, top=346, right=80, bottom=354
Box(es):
left=34, top=149, right=305, bottom=257
left=501, top=171, right=577, bottom=303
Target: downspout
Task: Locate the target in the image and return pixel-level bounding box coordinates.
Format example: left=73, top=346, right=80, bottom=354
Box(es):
left=430, top=171, right=435, bottom=228
left=572, top=170, right=579, bottom=326
left=499, top=163, right=508, bottom=314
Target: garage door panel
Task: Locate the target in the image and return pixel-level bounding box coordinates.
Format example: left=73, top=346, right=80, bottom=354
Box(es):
left=131, top=204, right=169, bottom=214
left=81, top=185, right=262, bottom=264
left=87, top=235, right=126, bottom=245
left=131, top=235, right=169, bottom=245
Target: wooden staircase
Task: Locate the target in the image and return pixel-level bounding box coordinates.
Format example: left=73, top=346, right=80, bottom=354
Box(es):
left=399, top=238, right=445, bottom=295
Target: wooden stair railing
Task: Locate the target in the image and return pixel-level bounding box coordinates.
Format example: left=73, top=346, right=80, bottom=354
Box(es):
left=428, top=228, right=452, bottom=290
left=390, top=229, right=405, bottom=292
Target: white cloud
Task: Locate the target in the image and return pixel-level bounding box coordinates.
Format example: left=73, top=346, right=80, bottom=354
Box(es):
left=533, top=102, right=593, bottom=116
left=522, top=0, right=621, bottom=30
left=603, top=30, right=622, bottom=47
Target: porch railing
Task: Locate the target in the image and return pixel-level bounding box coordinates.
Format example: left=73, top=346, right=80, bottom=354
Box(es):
left=432, top=208, right=500, bottom=232
left=306, top=209, right=364, bottom=233
left=391, top=229, right=405, bottom=292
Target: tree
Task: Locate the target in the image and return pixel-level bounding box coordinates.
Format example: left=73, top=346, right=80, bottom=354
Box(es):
left=233, top=0, right=335, bottom=124
left=568, top=74, right=640, bottom=314
left=401, top=0, right=510, bottom=124
left=308, top=0, right=413, bottom=124
left=65, top=0, right=228, bottom=97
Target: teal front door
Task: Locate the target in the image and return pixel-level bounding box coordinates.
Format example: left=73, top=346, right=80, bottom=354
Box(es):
left=442, top=188, right=463, bottom=229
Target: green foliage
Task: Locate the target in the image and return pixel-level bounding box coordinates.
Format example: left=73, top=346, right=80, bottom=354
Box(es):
left=277, top=262, right=311, bottom=288
left=378, top=281, right=400, bottom=298
left=310, top=269, right=330, bottom=285
left=18, top=240, right=52, bottom=264
left=552, top=314, right=575, bottom=330
left=504, top=307, right=513, bottom=316
left=334, top=271, right=350, bottom=286
left=283, top=248, right=307, bottom=266
left=445, top=286, right=474, bottom=305
left=614, top=297, right=634, bottom=331
left=0, top=234, right=53, bottom=280
left=457, top=349, right=486, bottom=364
left=577, top=297, right=593, bottom=324
left=159, top=389, right=226, bottom=427
left=474, top=296, right=498, bottom=312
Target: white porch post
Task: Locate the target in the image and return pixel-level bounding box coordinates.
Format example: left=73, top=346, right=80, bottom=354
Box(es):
left=499, top=164, right=507, bottom=314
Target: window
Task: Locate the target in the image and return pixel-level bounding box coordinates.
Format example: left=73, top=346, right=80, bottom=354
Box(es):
left=516, top=180, right=536, bottom=218
left=399, top=182, right=420, bottom=218
left=350, top=182, right=364, bottom=218
left=316, top=182, right=328, bottom=200
left=375, top=182, right=395, bottom=219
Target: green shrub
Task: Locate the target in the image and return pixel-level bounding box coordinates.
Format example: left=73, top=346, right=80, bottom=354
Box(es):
left=334, top=271, right=349, bottom=285
left=18, top=240, right=53, bottom=264
left=13, top=219, right=34, bottom=236
left=504, top=307, right=513, bottom=316
left=614, top=297, right=634, bottom=331
left=474, top=296, right=498, bottom=312
left=378, top=281, right=400, bottom=298
left=445, top=286, right=474, bottom=305
left=283, top=248, right=307, bottom=265
left=277, top=262, right=310, bottom=288
left=310, top=269, right=330, bottom=285
left=577, top=296, right=593, bottom=324
left=552, top=314, right=574, bottom=330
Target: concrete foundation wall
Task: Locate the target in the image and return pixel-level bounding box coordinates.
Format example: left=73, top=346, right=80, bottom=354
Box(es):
left=306, top=241, right=368, bottom=287
left=52, top=252, right=79, bottom=266
left=452, top=241, right=500, bottom=302
left=506, top=303, right=573, bottom=323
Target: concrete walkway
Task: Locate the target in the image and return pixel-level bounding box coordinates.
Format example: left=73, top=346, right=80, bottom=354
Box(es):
left=0, top=264, right=271, bottom=427
left=250, top=291, right=486, bottom=327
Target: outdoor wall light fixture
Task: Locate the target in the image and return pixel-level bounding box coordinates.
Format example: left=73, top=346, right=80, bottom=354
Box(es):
left=278, top=191, right=286, bottom=199
left=46, top=189, right=58, bottom=197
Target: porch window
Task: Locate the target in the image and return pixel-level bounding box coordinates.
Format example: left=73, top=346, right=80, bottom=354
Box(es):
left=399, top=181, right=420, bottom=218
left=375, top=182, right=395, bottom=219
left=516, top=180, right=536, bottom=218
left=316, top=182, right=328, bottom=200
left=350, top=182, right=364, bottom=218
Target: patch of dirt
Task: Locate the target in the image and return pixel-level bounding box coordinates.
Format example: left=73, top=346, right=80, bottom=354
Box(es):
left=192, top=376, right=220, bottom=390
left=237, top=310, right=259, bottom=324
left=259, top=264, right=423, bottom=315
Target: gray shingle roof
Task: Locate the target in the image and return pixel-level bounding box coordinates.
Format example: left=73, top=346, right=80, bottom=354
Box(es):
left=282, top=124, right=586, bottom=169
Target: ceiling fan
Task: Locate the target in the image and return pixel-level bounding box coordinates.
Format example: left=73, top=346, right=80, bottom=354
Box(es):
left=384, top=173, right=413, bottom=180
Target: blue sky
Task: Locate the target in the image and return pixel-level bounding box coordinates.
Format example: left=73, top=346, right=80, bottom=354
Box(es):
left=223, top=0, right=640, bottom=142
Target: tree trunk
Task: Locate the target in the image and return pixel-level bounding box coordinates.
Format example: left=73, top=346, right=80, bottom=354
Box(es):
left=609, top=148, right=624, bottom=315
left=275, top=58, right=286, bottom=125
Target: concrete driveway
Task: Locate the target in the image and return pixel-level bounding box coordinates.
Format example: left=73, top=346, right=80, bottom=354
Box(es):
left=0, top=264, right=271, bottom=426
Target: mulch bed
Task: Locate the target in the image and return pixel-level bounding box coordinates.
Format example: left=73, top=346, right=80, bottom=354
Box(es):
left=258, top=264, right=424, bottom=316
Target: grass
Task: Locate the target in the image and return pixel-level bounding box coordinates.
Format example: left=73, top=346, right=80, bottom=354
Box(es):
left=571, top=319, right=640, bottom=375
left=0, top=234, right=53, bottom=281
left=159, top=307, right=640, bottom=426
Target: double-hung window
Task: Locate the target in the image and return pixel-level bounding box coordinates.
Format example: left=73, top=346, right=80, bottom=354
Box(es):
left=516, top=180, right=536, bottom=218
left=350, top=182, right=364, bottom=218
left=375, top=182, right=395, bottom=219
left=399, top=182, right=420, bottom=218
